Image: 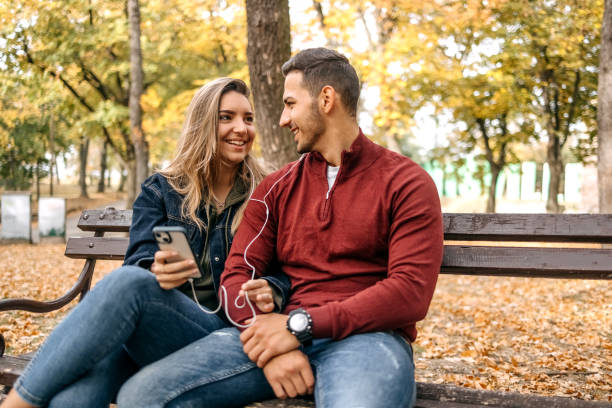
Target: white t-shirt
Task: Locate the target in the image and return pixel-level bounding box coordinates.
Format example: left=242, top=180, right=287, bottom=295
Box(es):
left=326, top=165, right=339, bottom=195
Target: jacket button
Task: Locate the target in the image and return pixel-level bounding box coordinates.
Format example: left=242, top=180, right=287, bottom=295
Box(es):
left=214, top=256, right=220, bottom=262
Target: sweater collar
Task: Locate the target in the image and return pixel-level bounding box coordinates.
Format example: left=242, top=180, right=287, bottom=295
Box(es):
left=310, top=128, right=379, bottom=178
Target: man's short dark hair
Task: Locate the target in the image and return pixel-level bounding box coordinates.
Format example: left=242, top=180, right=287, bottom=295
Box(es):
left=282, top=48, right=360, bottom=117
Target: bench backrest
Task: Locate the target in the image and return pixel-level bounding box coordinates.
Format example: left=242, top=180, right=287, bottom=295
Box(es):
left=65, top=209, right=612, bottom=280
left=65, top=208, right=132, bottom=260
left=443, top=213, right=612, bottom=279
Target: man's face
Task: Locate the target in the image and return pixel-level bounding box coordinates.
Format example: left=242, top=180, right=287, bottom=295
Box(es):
left=279, top=71, right=325, bottom=154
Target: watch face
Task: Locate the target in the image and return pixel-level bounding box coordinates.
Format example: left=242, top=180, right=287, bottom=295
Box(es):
left=289, top=313, right=309, bottom=332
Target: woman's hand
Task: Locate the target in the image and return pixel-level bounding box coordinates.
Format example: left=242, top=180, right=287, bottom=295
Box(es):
left=240, top=279, right=277, bottom=313
left=150, top=250, right=200, bottom=290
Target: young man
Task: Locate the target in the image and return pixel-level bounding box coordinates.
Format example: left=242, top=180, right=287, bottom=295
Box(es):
left=117, top=48, right=443, bottom=408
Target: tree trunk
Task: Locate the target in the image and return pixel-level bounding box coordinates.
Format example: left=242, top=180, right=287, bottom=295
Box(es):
left=55, top=154, right=61, bottom=185
left=107, top=162, right=112, bottom=188
left=246, top=0, right=297, bottom=170
left=118, top=163, right=127, bottom=192
left=599, top=0, right=612, bottom=213
left=98, top=140, right=108, bottom=193
left=477, top=118, right=505, bottom=213
left=126, top=159, right=137, bottom=208
left=455, top=175, right=460, bottom=196
left=48, top=112, right=55, bottom=196
left=441, top=169, right=447, bottom=197
left=546, top=134, right=564, bottom=213
left=35, top=160, right=41, bottom=202
left=79, top=137, right=90, bottom=198
left=128, top=0, right=149, bottom=203
left=486, top=164, right=500, bottom=213
left=385, top=131, right=402, bottom=154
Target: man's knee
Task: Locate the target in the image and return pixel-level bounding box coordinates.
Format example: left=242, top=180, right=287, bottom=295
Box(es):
left=313, top=332, right=416, bottom=408
left=115, top=376, right=145, bottom=407
left=116, top=363, right=167, bottom=408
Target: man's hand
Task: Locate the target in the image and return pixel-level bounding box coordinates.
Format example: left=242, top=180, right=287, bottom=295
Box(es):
left=240, top=313, right=300, bottom=367
left=151, top=250, right=200, bottom=290
left=263, top=350, right=315, bottom=399
left=240, top=279, right=276, bottom=313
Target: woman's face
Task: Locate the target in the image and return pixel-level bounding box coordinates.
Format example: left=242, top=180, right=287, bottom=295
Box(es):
left=217, top=90, right=255, bottom=168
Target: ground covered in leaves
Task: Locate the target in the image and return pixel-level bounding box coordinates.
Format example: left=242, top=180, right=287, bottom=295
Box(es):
left=0, top=244, right=610, bottom=402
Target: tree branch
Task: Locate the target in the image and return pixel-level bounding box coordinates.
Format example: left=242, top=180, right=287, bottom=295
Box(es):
left=21, top=37, right=126, bottom=160
left=498, top=114, right=508, bottom=168
left=107, top=48, right=129, bottom=103
left=75, top=57, right=121, bottom=103
left=562, top=70, right=581, bottom=148
left=357, top=7, right=376, bottom=50
left=313, top=0, right=326, bottom=28
left=477, top=118, right=495, bottom=166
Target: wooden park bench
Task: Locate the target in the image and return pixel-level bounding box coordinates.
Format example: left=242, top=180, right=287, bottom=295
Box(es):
left=1, top=207, right=611, bottom=407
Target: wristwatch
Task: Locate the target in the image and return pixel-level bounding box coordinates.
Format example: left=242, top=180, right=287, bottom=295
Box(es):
left=286, top=308, right=313, bottom=346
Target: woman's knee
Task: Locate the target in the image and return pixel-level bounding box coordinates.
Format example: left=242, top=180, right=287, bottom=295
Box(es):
left=94, top=265, right=160, bottom=297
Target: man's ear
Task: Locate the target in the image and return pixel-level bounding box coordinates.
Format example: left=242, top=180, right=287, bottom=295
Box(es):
left=319, top=85, right=336, bottom=114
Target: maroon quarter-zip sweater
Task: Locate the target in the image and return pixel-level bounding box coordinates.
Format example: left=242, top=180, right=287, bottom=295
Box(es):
left=221, top=131, right=443, bottom=342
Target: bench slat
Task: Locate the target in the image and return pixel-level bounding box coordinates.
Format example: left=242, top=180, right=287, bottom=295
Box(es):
left=444, top=213, right=612, bottom=243
left=442, top=245, right=612, bottom=279
left=64, top=240, right=612, bottom=278
left=416, top=382, right=612, bottom=407
left=77, top=209, right=132, bottom=232
left=0, top=355, right=29, bottom=385
left=414, top=401, right=494, bottom=408
left=64, top=237, right=129, bottom=260
left=2, top=356, right=606, bottom=408
left=75, top=211, right=612, bottom=242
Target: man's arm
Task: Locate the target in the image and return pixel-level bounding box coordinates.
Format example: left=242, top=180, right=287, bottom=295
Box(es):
left=221, top=176, right=281, bottom=325
left=239, top=169, right=443, bottom=367
left=306, top=170, right=443, bottom=340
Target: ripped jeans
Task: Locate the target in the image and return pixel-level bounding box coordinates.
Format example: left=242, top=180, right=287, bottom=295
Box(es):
left=13, top=266, right=228, bottom=407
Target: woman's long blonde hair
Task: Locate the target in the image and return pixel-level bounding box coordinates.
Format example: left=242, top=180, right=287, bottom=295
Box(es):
left=161, top=78, right=266, bottom=233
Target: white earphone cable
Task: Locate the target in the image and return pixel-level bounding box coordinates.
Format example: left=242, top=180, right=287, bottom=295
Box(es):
left=188, top=155, right=306, bottom=327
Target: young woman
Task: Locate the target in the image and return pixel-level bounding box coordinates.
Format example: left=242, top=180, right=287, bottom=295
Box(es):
left=2, top=78, right=290, bottom=408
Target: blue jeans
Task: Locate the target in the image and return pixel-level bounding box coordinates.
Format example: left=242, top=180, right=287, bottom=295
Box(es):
left=14, top=266, right=228, bottom=407
left=15, top=266, right=415, bottom=407
left=117, top=329, right=416, bottom=408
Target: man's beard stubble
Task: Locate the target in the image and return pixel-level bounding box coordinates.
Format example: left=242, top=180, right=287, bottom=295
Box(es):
left=297, top=102, right=326, bottom=154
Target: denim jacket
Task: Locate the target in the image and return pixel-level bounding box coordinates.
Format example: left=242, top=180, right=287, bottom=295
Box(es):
left=123, top=173, right=291, bottom=311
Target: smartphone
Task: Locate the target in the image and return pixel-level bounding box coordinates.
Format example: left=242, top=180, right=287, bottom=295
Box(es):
left=152, top=226, right=202, bottom=278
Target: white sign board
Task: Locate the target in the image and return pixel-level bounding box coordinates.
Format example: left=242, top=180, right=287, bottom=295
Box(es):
left=1, top=193, right=32, bottom=241
left=521, top=162, right=538, bottom=200
left=39, top=197, right=66, bottom=240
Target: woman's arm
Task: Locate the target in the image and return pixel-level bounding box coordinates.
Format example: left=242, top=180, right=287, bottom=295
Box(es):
left=123, top=175, right=168, bottom=269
